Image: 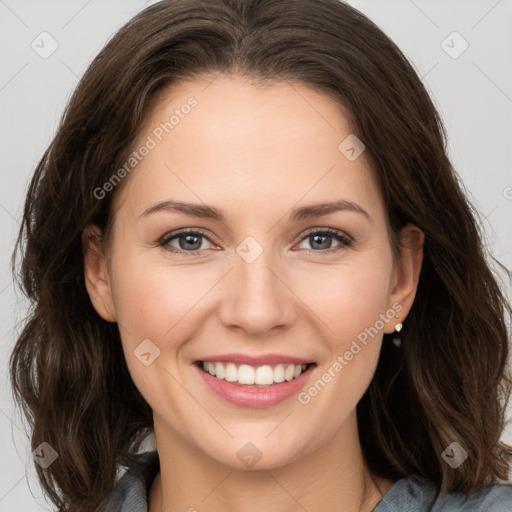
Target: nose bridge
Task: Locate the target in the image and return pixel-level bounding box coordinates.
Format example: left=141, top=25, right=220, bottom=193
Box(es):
left=219, top=234, right=292, bottom=335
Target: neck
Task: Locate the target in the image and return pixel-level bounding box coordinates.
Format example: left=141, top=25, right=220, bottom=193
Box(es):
left=149, top=411, right=394, bottom=512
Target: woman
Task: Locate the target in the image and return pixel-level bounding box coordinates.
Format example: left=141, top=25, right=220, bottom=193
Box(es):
left=10, top=1, right=512, bottom=511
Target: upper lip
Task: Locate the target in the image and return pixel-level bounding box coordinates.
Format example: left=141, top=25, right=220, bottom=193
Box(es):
left=196, top=353, right=314, bottom=366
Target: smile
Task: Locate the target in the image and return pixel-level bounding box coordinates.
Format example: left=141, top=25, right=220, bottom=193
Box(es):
left=198, top=361, right=312, bottom=387
left=193, top=357, right=317, bottom=408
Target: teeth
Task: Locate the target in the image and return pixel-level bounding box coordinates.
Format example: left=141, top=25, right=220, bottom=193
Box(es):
left=225, top=362, right=237, bottom=382
left=215, top=362, right=225, bottom=379
left=201, top=361, right=309, bottom=386
left=255, top=365, right=273, bottom=385
left=238, top=364, right=255, bottom=384
left=284, top=364, right=295, bottom=381
left=273, top=364, right=285, bottom=383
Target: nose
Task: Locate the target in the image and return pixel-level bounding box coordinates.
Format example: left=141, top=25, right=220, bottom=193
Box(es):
left=218, top=244, right=296, bottom=337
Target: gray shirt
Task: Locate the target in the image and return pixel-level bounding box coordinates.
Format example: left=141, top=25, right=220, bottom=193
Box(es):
left=103, top=451, right=512, bottom=511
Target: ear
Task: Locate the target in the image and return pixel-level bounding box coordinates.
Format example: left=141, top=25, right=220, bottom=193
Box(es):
left=384, top=223, right=424, bottom=333
left=82, top=224, right=117, bottom=322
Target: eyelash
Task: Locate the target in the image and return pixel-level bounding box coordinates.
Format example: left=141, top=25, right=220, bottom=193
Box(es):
left=158, top=227, right=353, bottom=256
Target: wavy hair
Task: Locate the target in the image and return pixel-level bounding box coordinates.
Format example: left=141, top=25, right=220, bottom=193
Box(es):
left=10, top=0, right=512, bottom=510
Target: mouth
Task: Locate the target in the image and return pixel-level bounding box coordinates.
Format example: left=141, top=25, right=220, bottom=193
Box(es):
left=194, top=360, right=316, bottom=387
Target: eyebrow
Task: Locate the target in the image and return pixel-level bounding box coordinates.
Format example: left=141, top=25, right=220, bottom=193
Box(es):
left=138, top=199, right=371, bottom=222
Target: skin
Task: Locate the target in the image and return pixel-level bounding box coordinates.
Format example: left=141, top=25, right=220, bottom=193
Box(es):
left=83, top=74, right=424, bottom=512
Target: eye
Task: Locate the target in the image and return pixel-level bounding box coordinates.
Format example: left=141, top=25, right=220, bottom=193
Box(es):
left=159, top=227, right=353, bottom=256
left=295, top=228, right=352, bottom=254
left=159, top=228, right=215, bottom=255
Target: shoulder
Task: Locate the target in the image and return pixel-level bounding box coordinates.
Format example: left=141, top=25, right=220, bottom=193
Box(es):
left=374, top=474, right=512, bottom=512
left=101, top=450, right=160, bottom=512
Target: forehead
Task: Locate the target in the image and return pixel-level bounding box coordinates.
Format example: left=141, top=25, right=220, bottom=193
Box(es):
left=113, top=75, right=382, bottom=223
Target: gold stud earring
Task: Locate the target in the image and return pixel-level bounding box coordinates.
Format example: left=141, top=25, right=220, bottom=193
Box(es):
left=394, top=314, right=403, bottom=332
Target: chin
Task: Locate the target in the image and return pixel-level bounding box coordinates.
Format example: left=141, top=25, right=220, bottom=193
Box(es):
left=200, top=433, right=311, bottom=472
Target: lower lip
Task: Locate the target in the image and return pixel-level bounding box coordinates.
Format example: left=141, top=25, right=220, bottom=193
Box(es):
left=194, top=363, right=315, bottom=408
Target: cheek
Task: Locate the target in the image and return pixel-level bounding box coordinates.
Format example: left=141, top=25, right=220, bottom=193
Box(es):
left=301, top=252, right=393, bottom=347
left=111, top=255, right=203, bottom=343
left=109, top=256, right=201, bottom=410
left=293, top=259, right=393, bottom=421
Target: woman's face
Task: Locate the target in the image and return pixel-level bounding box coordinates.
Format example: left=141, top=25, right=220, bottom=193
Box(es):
left=85, top=74, right=422, bottom=470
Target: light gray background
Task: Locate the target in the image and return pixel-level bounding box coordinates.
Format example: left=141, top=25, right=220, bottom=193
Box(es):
left=1, top=0, right=511, bottom=509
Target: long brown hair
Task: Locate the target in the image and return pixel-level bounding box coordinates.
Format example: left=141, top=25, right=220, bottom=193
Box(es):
left=10, top=0, right=512, bottom=510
